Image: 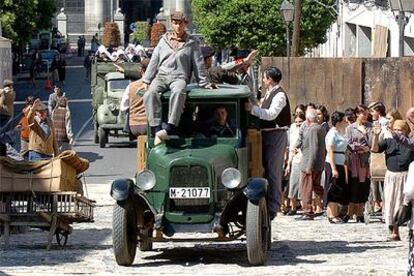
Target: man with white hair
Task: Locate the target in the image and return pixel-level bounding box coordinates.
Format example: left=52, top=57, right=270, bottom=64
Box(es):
left=296, top=108, right=326, bottom=220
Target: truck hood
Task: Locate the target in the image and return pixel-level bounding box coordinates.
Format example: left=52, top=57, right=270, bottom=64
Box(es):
left=147, top=143, right=237, bottom=177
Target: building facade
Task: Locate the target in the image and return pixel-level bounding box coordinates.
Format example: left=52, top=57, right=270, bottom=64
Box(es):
left=56, top=0, right=166, bottom=42
left=310, top=0, right=414, bottom=57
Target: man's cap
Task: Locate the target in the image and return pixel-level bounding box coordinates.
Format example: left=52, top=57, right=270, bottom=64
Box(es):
left=3, top=79, right=13, bottom=87
left=35, top=101, right=48, bottom=112
left=170, top=11, right=188, bottom=22
left=201, top=46, right=214, bottom=59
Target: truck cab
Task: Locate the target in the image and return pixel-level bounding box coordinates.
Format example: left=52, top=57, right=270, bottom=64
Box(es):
left=111, top=84, right=270, bottom=266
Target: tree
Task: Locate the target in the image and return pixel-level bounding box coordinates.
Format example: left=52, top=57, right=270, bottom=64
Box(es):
left=131, top=21, right=151, bottom=44
left=102, top=22, right=121, bottom=47
left=192, top=0, right=336, bottom=56
left=0, top=0, right=56, bottom=46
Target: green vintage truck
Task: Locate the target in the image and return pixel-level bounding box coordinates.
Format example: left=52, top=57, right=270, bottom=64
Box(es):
left=90, top=59, right=142, bottom=147
left=110, top=84, right=270, bottom=266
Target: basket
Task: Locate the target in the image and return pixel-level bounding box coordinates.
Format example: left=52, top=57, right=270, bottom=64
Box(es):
left=0, top=192, right=95, bottom=223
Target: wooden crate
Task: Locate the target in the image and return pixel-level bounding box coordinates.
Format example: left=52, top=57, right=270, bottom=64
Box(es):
left=247, top=129, right=263, bottom=177
left=136, top=135, right=148, bottom=172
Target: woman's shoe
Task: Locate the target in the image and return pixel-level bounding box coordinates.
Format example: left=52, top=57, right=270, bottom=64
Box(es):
left=328, top=217, right=344, bottom=224
left=388, top=234, right=401, bottom=241
left=287, top=210, right=297, bottom=216
left=356, top=216, right=365, bottom=223
left=341, top=215, right=350, bottom=223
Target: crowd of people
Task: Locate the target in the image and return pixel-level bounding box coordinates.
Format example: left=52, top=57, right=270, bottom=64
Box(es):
left=278, top=101, right=414, bottom=241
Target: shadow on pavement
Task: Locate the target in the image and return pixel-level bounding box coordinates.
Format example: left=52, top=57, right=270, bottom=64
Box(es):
left=76, top=151, right=103, bottom=163
left=0, top=228, right=111, bottom=267
left=136, top=240, right=398, bottom=267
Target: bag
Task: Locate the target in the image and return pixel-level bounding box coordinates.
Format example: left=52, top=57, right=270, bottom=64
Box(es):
left=394, top=202, right=412, bottom=226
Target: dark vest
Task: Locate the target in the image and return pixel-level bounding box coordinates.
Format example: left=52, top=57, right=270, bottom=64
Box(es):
left=260, top=87, right=291, bottom=129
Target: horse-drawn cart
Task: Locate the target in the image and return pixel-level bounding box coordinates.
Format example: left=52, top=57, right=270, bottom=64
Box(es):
left=0, top=151, right=95, bottom=249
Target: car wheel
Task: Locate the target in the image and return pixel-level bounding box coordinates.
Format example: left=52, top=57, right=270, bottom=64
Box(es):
left=112, top=200, right=137, bottom=266
left=246, top=197, right=270, bottom=265
left=99, top=127, right=107, bottom=148
left=139, top=228, right=153, bottom=251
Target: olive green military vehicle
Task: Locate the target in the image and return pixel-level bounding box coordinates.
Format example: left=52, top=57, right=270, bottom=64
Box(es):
left=110, top=84, right=271, bottom=266
left=91, top=59, right=141, bottom=148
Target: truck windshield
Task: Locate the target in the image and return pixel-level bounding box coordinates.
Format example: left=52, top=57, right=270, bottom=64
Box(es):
left=165, top=102, right=239, bottom=138
left=109, top=79, right=130, bottom=91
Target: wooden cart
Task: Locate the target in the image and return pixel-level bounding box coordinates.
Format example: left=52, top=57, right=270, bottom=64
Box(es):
left=0, top=191, right=95, bottom=249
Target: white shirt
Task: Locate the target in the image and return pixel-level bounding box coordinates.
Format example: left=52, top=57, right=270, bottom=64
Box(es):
left=251, top=85, right=287, bottom=123
left=120, top=84, right=130, bottom=112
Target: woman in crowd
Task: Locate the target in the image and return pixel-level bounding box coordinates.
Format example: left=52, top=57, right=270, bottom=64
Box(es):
left=345, top=107, right=356, bottom=125
left=382, top=108, right=403, bottom=139
left=286, top=112, right=306, bottom=215
left=293, top=104, right=306, bottom=116
left=404, top=161, right=414, bottom=273
left=371, top=119, right=414, bottom=241
left=316, top=104, right=330, bottom=135
left=325, top=111, right=349, bottom=223
left=345, top=105, right=372, bottom=222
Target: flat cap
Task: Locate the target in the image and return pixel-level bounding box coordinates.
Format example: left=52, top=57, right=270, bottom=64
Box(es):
left=3, top=79, right=13, bottom=87
left=170, top=11, right=188, bottom=22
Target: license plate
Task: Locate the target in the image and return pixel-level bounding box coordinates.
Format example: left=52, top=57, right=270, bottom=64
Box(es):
left=169, top=187, right=210, bottom=199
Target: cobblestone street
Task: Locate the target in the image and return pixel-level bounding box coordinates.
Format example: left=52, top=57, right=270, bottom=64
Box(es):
left=0, top=184, right=409, bottom=275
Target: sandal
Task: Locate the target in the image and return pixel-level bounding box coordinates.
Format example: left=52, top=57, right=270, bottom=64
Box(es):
left=328, top=217, right=343, bottom=224
left=389, top=234, right=401, bottom=241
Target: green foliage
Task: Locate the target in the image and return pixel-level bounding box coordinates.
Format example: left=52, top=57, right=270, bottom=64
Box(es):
left=192, top=0, right=336, bottom=56
left=0, top=0, right=56, bottom=45
left=131, top=21, right=151, bottom=43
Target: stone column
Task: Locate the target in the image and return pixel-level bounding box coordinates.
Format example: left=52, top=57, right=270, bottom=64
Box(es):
left=56, top=8, right=67, bottom=38
left=114, top=9, right=125, bottom=46
left=85, top=0, right=106, bottom=34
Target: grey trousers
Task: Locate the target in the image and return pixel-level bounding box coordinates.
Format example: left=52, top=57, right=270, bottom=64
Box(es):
left=143, top=74, right=187, bottom=127
left=262, top=130, right=288, bottom=215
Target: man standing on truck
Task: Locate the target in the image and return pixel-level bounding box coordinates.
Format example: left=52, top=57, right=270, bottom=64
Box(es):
left=142, top=11, right=216, bottom=145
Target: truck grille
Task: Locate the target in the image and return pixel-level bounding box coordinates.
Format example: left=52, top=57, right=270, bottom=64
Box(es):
left=169, top=165, right=210, bottom=213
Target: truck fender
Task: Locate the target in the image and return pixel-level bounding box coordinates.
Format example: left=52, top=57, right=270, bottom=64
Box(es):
left=110, top=178, right=134, bottom=201
left=243, top=177, right=268, bottom=205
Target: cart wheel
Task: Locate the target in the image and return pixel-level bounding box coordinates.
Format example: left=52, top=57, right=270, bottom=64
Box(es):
left=56, top=230, right=69, bottom=247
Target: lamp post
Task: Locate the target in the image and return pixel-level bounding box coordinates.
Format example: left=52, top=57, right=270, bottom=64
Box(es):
left=388, top=0, right=414, bottom=56
left=280, top=0, right=295, bottom=57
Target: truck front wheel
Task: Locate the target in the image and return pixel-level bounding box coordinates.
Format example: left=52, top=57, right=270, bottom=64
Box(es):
left=112, top=200, right=137, bottom=266
left=246, top=197, right=270, bottom=265
left=94, top=122, right=99, bottom=144
left=99, top=126, right=107, bottom=148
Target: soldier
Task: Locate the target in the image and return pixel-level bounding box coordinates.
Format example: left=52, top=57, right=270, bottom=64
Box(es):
left=142, top=11, right=216, bottom=145
left=0, top=80, right=16, bottom=156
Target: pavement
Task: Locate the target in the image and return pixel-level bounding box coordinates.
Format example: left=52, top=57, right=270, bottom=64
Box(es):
left=0, top=57, right=411, bottom=275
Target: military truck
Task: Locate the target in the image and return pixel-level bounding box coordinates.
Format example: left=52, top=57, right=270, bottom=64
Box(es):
left=110, top=84, right=270, bottom=266
left=90, top=59, right=141, bottom=148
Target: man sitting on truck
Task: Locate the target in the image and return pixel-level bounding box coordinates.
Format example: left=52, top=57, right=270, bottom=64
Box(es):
left=142, top=11, right=216, bottom=145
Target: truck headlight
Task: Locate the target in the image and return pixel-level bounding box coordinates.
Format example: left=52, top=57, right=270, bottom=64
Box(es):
left=221, top=168, right=241, bottom=189
left=136, top=170, right=156, bottom=191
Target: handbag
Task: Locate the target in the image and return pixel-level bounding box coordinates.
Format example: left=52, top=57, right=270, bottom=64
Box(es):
left=394, top=202, right=413, bottom=226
